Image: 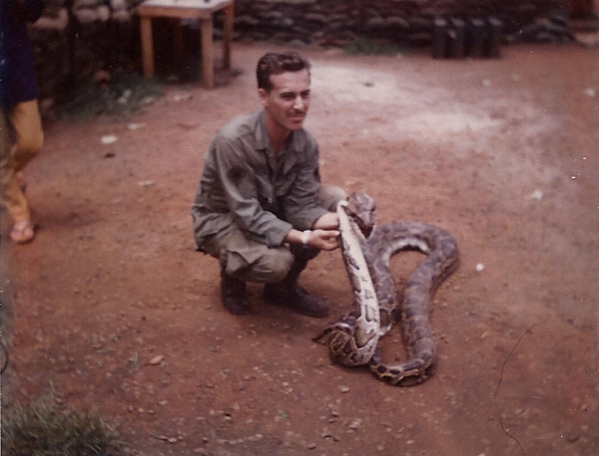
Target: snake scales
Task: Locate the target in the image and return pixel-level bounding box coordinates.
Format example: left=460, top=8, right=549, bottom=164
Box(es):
left=314, top=191, right=459, bottom=386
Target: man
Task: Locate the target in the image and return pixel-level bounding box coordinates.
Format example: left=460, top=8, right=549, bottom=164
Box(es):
left=0, top=0, right=45, bottom=243
left=191, top=51, right=345, bottom=317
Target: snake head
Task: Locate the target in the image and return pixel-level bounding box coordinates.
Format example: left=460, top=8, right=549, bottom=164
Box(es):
left=345, top=192, right=377, bottom=239
left=328, top=329, right=368, bottom=367
left=328, top=327, right=354, bottom=353
left=316, top=322, right=356, bottom=362
left=320, top=315, right=377, bottom=367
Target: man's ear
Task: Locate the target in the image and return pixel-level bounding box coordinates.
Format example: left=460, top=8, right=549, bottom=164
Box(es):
left=258, top=88, right=268, bottom=107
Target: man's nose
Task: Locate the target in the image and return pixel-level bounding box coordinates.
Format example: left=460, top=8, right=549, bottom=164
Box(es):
left=293, top=95, right=306, bottom=111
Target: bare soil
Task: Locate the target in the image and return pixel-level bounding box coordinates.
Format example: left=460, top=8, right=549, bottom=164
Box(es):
left=2, top=42, right=599, bottom=456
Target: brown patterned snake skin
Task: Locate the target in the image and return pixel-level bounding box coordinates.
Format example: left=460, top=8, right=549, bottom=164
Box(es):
left=314, top=191, right=459, bottom=386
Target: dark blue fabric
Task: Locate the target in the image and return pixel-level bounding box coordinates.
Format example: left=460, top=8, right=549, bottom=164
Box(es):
left=0, top=0, right=44, bottom=107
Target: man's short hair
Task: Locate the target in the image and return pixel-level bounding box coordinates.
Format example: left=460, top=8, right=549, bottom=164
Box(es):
left=256, top=52, right=311, bottom=92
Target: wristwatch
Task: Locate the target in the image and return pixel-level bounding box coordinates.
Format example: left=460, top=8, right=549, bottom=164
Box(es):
left=301, top=230, right=311, bottom=247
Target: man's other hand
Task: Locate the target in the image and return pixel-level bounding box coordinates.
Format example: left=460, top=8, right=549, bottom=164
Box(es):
left=310, top=229, right=339, bottom=251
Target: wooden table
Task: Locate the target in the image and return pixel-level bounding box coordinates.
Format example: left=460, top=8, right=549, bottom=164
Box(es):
left=137, top=0, right=233, bottom=89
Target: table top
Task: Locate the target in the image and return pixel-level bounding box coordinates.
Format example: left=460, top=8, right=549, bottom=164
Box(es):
left=138, top=0, right=231, bottom=14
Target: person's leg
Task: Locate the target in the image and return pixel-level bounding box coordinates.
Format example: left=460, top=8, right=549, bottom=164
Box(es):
left=264, top=242, right=330, bottom=317
left=264, top=184, right=347, bottom=317
left=1, top=108, right=32, bottom=243
left=318, top=184, right=347, bottom=212
left=10, top=100, right=44, bottom=173
left=3, top=100, right=43, bottom=243
left=202, top=185, right=346, bottom=317
left=202, top=227, right=294, bottom=315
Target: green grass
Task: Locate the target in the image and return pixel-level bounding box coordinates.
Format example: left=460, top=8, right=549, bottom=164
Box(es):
left=344, top=36, right=402, bottom=55
left=2, top=394, right=123, bottom=456
left=58, top=71, right=163, bottom=121
left=343, top=36, right=425, bottom=56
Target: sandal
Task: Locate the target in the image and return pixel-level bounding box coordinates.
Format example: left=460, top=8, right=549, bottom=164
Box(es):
left=10, top=220, right=35, bottom=244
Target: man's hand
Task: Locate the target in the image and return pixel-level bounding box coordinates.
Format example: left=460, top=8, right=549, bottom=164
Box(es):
left=284, top=227, right=340, bottom=251
left=313, top=212, right=339, bottom=230
left=308, top=229, right=340, bottom=251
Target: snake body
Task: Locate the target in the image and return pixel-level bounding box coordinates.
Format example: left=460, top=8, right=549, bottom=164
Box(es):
left=315, top=192, right=459, bottom=386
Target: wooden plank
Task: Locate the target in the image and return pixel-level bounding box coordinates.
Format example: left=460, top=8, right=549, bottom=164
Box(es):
left=201, top=17, right=214, bottom=88
left=137, top=6, right=212, bottom=19
left=136, top=0, right=232, bottom=88
left=140, top=16, right=154, bottom=78
left=141, top=0, right=230, bottom=13
left=222, top=3, right=233, bottom=70
left=173, top=18, right=184, bottom=69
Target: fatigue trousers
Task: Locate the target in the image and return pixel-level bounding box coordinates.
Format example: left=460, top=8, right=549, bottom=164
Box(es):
left=0, top=100, right=44, bottom=222
left=202, top=185, right=346, bottom=283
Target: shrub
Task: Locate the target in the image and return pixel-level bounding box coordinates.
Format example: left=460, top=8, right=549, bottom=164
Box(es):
left=2, top=394, right=123, bottom=456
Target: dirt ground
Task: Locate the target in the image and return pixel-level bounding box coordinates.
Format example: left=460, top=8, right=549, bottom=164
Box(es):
left=2, top=41, right=599, bottom=456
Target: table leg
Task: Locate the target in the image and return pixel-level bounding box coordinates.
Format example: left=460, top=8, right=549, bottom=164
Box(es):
left=222, top=3, right=233, bottom=70
left=200, top=17, right=214, bottom=89
left=140, top=16, right=154, bottom=78
left=173, top=18, right=184, bottom=71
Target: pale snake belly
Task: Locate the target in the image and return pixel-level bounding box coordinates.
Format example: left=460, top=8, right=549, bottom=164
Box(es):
left=315, top=191, right=459, bottom=386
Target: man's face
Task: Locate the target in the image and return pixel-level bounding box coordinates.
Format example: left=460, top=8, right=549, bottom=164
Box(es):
left=259, top=69, right=311, bottom=134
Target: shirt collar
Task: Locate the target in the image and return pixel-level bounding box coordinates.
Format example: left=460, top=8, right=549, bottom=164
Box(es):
left=255, top=110, right=304, bottom=155
left=254, top=110, right=269, bottom=150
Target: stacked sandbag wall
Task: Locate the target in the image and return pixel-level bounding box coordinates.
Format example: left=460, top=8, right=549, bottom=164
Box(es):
left=29, top=0, right=573, bottom=104
left=232, top=0, right=572, bottom=45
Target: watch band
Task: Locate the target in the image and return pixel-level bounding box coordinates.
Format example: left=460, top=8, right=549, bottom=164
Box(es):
left=301, top=230, right=311, bottom=247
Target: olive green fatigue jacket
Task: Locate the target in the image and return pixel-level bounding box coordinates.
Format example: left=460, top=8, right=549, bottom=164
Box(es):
left=191, top=111, right=328, bottom=251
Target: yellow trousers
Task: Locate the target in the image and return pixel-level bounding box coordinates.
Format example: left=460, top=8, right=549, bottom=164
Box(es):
left=0, top=100, right=44, bottom=221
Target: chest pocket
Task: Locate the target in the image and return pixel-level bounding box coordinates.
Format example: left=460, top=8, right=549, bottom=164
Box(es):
left=254, top=168, right=276, bottom=213
left=275, top=161, right=300, bottom=197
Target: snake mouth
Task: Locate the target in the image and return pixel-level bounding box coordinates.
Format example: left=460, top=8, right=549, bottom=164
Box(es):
left=340, top=197, right=376, bottom=239
left=356, top=218, right=374, bottom=239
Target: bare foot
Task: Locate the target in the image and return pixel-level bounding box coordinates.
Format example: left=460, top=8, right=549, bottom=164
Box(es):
left=10, top=220, right=35, bottom=244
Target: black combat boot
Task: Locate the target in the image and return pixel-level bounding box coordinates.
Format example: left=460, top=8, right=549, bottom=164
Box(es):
left=264, top=260, right=329, bottom=318
left=221, top=273, right=251, bottom=315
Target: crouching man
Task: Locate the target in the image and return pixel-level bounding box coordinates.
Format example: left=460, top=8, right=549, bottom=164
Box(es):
left=191, top=51, right=345, bottom=317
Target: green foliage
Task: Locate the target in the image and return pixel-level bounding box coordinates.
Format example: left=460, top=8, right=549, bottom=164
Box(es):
left=2, top=395, right=123, bottom=456
left=58, top=72, right=163, bottom=121
left=344, top=36, right=402, bottom=55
